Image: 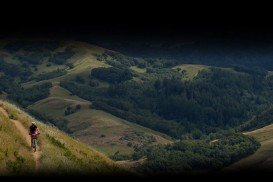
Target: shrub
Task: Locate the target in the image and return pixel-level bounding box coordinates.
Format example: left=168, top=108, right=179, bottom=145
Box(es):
left=48, top=48, right=75, bottom=65
left=65, top=62, right=74, bottom=69
left=75, top=76, right=85, bottom=84
left=91, top=67, right=132, bottom=83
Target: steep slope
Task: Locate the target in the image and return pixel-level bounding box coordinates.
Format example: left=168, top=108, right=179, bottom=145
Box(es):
left=0, top=100, right=126, bottom=176
left=28, top=83, right=172, bottom=157
left=8, top=113, right=42, bottom=170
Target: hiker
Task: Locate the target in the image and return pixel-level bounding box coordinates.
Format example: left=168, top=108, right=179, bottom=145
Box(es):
left=29, top=122, right=40, bottom=152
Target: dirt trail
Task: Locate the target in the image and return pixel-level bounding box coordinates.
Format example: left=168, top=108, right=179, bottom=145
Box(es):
left=0, top=106, right=41, bottom=170
left=116, top=157, right=147, bottom=169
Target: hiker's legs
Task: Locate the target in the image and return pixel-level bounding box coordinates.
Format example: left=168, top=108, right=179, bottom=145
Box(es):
left=34, top=139, right=37, bottom=151
left=31, top=138, right=34, bottom=148
left=30, top=137, right=38, bottom=152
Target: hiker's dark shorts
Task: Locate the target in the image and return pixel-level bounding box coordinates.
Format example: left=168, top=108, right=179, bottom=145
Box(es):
left=31, top=138, right=37, bottom=148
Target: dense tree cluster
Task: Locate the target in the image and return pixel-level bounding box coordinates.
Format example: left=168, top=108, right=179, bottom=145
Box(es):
left=96, top=50, right=181, bottom=77
left=4, top=41, right=60, bottom=65
left=60, top=81, right=105, bottom=101
left=64, top=105, right=81, bottom=116
left=17, top=53, right=47, bottom=65
left=0, top=74, right=52, bottom=107
left=7, top=83, right=52, bottom=107
left=238, top=106, right=273, bottom=132
left=133, top=134, right=260, bottom=174
left=75, top=76, right=85, bottom=84
left=62, top=67, right=273, bottom=138
left=91, top=100, right=184, bottom=137
left=0, top=59, right=32, bottom=80
left=105, top=51, right=136, bottom=67
left=232, top=65, right=268, bottom=77
left=48, top=48, right=75, bottom=65
left=0, top=76, right=20, bottom=94
left=91, top=67, right=133, bottom=83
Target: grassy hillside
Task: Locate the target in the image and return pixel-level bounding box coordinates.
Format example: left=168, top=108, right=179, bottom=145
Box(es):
left=172, top=64, right=210, bottom=79
left=21, top=40, right=110, bottom=88
left=0, top=100, right=127, bottom=176
left=28, top=83, right=172, bottom=157
left=225, top=114, right=273, bottom=172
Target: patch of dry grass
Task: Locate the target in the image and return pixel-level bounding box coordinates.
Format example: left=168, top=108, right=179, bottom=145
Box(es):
left=172, top=64, right=210, bottom=80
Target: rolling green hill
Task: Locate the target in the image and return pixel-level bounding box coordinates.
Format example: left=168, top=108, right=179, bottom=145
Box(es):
left=0, top=38, right=172, bottom=159
left=0, top=100, right=127, bottom=176
left=28, top=83, right=172, bottom=157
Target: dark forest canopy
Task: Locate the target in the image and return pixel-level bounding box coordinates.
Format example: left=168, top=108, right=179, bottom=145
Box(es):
left=2, top=40, right=273, bottom=139
left=133, top=134, right=260, bottom=174
left=61, top=66, right=273, bottom=138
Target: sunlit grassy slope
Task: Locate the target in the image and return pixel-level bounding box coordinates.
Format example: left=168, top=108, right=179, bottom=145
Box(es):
left=0, top=100, right=127, bottom=176
left=172, top=64, right=210, bottom=79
